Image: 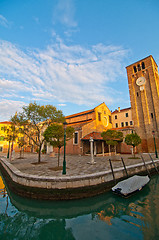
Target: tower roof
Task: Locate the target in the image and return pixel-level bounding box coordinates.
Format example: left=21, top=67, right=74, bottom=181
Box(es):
left=126, top=55, right=158, bottom=68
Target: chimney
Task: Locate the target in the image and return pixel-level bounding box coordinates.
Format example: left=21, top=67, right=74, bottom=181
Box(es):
left=118, top=107, right=120, bottom=112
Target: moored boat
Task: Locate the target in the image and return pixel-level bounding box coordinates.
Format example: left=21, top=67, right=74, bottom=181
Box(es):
left=112, top=175, right=150, bottom=197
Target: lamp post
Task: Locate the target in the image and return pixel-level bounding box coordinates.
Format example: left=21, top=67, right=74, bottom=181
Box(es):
left=152, top=131, right=158, bottom=158
left=62, top=121, right=67, bottom=174
left=7, top=141, right=10, bottom=158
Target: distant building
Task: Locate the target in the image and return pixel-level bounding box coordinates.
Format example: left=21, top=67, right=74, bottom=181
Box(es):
left=111, top=107, right=134, bottom=153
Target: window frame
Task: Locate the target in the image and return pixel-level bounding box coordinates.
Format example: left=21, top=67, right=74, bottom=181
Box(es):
left=125, top=122, right=128, bottom=126
left=73, top=131, right=78, bottom=145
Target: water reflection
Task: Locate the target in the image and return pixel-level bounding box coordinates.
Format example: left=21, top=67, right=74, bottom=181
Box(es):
left=1, top=171, right=159, bottom=240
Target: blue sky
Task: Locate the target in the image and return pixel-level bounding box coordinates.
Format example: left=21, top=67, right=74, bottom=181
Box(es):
left=0, top=0, right=159, bottom=121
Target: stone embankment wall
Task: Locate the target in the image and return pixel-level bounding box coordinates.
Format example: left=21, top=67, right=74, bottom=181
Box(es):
left=0, top=157, right=159, bottom=200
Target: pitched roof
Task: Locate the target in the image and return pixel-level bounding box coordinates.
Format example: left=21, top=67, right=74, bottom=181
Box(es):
left=65, top=102, right=108, bottom=119
left=0, top=121, right=12, bottom=124
left=82, top=132, right=103, bottom=141
left=111, top=126, right=134, bottom=130
left=66, top=108, right=94, bottom=119
left=111, top=107, right=131, bottom=114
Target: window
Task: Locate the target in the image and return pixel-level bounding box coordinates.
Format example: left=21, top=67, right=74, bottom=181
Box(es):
left=142, top=62, right=145, bottom=69
left=0, top=147, right=3, bottom=152
left=125, top=113, right=128, bottom=117
left=109, top=115, right=112, bottom=124
left=137, top=92, right=139, bottom=97
left=115, top=123, right=118, bottom=128
left=125, top=122, right=128, bottom=126
left=121, top=122, right=124, bottom=127
left=115, top=115, right=117, bottom=119
left=1, top=127, right=4, bottom=131
left=130, top=121, right=133, bottom=125
left=74, top=132, right=78, bottom=144
left=98, top=112, right=101, bottom=121
left=151, top=113, right=154, bottom=119
left=137, top=64, right=141, bottom=71
left=133, top=66, right=137, bottom=73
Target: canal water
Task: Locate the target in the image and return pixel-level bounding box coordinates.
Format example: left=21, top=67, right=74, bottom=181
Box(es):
left=0, top=171, right=159, bottom=240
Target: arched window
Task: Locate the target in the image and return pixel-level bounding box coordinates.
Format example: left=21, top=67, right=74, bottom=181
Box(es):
left=142, top=62, right=145, bottom=69
left=133, top=66, right=137, bottom=73
left=137, top=64, right=141, bottom=71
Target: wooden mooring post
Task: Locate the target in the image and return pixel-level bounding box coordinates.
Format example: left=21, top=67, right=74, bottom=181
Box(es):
left=140, top=154, right=151, bottom=176
left=149, top=153, right=159, bottom=174
left=109, top=159, right=116, bottom=183
left=121, top=157, right=128, bottom=178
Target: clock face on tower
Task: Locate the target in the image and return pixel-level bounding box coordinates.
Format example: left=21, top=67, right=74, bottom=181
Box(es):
left=136, top=77, right=146, bottom=86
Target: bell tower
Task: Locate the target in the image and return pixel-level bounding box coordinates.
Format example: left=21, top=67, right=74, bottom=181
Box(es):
left=126, top=55, right=159, bottom=152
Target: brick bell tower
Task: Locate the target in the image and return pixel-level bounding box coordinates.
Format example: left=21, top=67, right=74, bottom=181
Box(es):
left=126, top=55, right=159, bottom=153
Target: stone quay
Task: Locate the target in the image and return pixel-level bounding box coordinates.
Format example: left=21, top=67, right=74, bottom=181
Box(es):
left=0, top=152, right=159, bottom=200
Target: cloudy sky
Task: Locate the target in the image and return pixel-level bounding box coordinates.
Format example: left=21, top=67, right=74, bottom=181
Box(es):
left=0, top=0, right=159, bottom=121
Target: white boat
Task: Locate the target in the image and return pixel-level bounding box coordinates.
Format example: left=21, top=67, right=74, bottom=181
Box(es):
left=112, top=175, right=150, bottom=197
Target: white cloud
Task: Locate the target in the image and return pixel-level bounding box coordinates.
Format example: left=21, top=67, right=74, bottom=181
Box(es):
left=53, top=0, right=77, bottom=27
left=0, top=99, right=25, bottom=121
left=0, top=15, right=10, bottom=27
left=0, top=38, right=129, bottom=121
left=58, top=103, right=66, bottom=106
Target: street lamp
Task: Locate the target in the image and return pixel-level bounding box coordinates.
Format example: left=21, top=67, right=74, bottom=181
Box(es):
left=7, top=141, right=10, bottom=158
left=62, top=121, right=67, bottom=174
left=152, top=131, right=158, bottom=158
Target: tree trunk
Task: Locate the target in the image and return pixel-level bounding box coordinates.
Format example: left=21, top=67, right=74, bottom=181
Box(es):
left=20, top=149, right=22, bottom=158
left=58, top=147, right=60, bottom=167
left=38, top=145, right=42, bottom=163
left=115, top=145, right=117, bottom=155
left=109, top=145, right=111, bottom=156
left=133, top=146, right=135, bottom=158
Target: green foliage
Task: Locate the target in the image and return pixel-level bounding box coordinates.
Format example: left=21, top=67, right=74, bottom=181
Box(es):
left=44, top=123, right=74, bottom=166
left=125, top=133, right=141, bottom=147
left=11, top=102, right=65, bottom=163
left=101, top=129, right=123, bottom=144
left=44, top=123, right=74, bottom=148
left=5, top=125, right=18, bottom=143
left=101, top=129, right=123, bottom=155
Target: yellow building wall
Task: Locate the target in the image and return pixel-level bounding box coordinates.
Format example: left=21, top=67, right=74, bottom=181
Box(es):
left=94, top=102, right=112, bottom=132
left=0, top=122, right=24, bottom=153
left=82, top=103, right=112, bottom=137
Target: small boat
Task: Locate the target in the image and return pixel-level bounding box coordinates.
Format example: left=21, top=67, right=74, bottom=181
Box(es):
left=112, top=175, right=150, bottom=197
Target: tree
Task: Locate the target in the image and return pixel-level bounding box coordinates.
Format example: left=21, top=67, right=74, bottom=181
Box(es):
left=101, top=129, right=123, bottom=155
left=125, top=133, right=141, bottom=157
left=11, top=102, right=65, bottom=163
left=43, top=123, right=74, bottom=167
left=5, top=124, right=18, bottom=159
left=17, top=137, right=27, bottom=158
